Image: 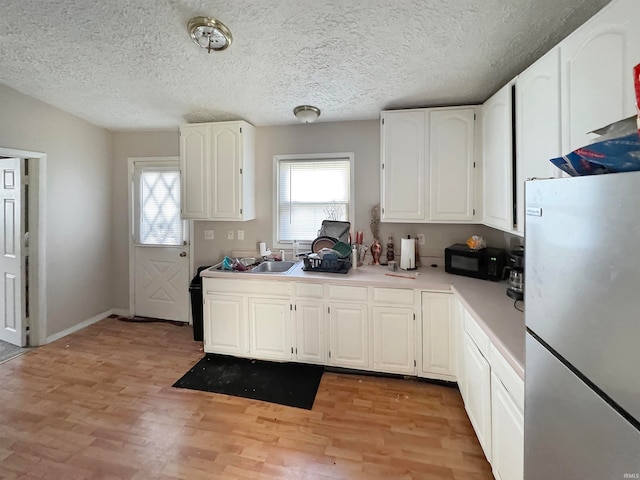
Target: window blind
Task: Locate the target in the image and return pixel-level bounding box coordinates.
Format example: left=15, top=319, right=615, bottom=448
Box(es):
left=278, top=158, right=350, bottom=242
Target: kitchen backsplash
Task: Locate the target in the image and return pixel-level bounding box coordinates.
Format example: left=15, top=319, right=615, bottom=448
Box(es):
left=192, top=221, right=520, bottom=271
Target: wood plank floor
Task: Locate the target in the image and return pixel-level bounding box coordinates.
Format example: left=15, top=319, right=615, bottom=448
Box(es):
left=0, top=317, right=492, bottom=479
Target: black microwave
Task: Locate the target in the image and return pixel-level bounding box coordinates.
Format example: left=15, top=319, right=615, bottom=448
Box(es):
left=445, top=244, right=505, bottom=281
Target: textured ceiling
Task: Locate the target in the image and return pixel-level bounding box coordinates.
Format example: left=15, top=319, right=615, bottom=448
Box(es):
left=0, top=0, right=612, bottom=131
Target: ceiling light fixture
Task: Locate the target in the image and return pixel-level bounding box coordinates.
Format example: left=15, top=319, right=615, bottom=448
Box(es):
left=188, top=16, right=232, bottom=53
left=293, top=105, right=321, bottom=123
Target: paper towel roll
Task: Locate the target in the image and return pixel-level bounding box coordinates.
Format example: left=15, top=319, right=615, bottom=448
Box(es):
left=400, top=238, right=416, bottom=270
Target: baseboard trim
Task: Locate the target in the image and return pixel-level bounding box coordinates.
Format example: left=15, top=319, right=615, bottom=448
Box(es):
left=46, top=309, right=115, bottom=344
left=111, top=308, right=131, bottom=318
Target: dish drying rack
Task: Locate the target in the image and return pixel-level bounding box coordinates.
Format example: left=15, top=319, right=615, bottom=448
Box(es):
left=302, top=255, right=351, bottom=274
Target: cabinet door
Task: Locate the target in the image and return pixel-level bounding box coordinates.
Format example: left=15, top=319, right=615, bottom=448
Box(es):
left=516, top=48, right=563, bottom=235
left=180, top=124, right=210, bottom=219
left=421, top=292, right=455, bottom=380
left=463, top=332, right=492, bottom=462
left=295, top=300, right=326, bottom=364
left=429, top=109, right=475, bottom=222
left=453, top=299, right=466, bottom=397
left=372, top=306, right=415, bottom=375
left=491, top=372, right=524, bottom=480
left=561, top=0, right=640, bottom=152
left=380, top=111, right=426, bottom=222
left=204, top=294, right=246, bottom=355
left=482, top=83, right=513, bottom=233
left=209, top=123, right=242, bottom=219
left=248, top=297, right=291, bottom=361
left=328, top=302, right=369, bottom=369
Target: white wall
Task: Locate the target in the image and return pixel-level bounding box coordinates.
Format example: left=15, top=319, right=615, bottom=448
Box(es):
left=0, top=84, right=113, bottom=339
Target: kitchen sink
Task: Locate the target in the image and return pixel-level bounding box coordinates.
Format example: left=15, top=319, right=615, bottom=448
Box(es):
left=250, top=261, right=297, bottom=274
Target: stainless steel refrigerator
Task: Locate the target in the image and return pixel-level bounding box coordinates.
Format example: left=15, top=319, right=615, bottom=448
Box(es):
left=525, top=173, right=640, bottom=479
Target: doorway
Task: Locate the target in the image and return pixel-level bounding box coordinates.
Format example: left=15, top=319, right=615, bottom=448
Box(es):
left=0, top=147, right=44, bottom=347
left=128, top=157, right=190, bottom=322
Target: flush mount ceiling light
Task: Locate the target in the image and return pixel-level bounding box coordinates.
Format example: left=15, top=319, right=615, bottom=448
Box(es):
left=293, top=105, right=321, bottom=123
left=188, top=16, right=232, bottom=53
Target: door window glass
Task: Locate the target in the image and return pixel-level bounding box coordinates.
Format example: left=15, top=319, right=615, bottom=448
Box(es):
left=136, top=167, right=182, bottom=245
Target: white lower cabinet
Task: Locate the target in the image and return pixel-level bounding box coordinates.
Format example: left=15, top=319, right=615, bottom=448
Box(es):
left=458, top=303, right=525, bottom=479
left=463, top=331, right=492, bottom=462
left=294, top=300, right=325, bottom=364
left=248, top=297, right=291, bottom=361
left=203, top=276, right=524, bottom=480
left=203, top=279, right=293, bottom=359
left=453, top=298, right=466, bottom=398
left=372, top=306, right=415, bottom=375
left=328, top=302, right=370, bottom=370
left=491, top=372, right=524, bottom=480
left=293, top=282, right=326, bottom=364
left=420, top=292, right=455, bottom=380
left=204, top=293, right=247, bottom=355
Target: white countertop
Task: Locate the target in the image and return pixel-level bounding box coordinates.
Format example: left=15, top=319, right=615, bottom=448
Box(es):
left=202, top=261, right=525, bottom=378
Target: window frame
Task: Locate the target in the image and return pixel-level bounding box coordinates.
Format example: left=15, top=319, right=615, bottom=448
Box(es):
left=272, top=152, right=355, bottom=250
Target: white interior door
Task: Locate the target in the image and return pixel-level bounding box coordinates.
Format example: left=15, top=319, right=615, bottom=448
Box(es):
left=132, top=159, right=189, bottom=322
left=0, top=158, right=25, bottom=346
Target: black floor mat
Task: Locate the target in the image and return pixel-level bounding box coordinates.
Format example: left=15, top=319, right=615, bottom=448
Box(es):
left=173, top=354, right=324, bottom=410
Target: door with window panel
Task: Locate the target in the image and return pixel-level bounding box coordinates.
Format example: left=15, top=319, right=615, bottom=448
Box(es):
left=133, top=159, right=189, bottom=322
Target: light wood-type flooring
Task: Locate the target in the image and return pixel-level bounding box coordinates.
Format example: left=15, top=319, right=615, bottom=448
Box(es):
left=0, top=317, right=492, bottom=479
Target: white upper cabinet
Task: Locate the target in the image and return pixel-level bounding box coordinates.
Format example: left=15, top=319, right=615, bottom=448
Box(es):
left=515, top=47, right=563, bottom=235
left=180, top=124, right=209, bottom=219
left=381, top=107, right=477, bottom=224
left=380, top=111, right=427, bottom=222
left=482, top=83, right=514, bottom=233
left=180, top=121, right=255, bottom=221
left=429, top=109, right=476, bottom=222
left=561, top=0, right=640, bottom=152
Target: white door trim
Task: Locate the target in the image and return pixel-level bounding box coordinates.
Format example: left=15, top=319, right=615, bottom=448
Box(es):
left=0, top=146, right=46, bottom=346
left=127, top=156, right=194, bottom=321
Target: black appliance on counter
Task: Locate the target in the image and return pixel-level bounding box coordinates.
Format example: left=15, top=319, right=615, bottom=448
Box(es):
left=504, top=246, right=524, bottom=300
left=444, top=244, right=505, bottom=281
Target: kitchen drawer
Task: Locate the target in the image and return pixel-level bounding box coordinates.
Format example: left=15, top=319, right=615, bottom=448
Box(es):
left=295, top=282, right=324, bottom=299
left=203, top=278, right=291, bottom=297
left=327, top=284, right=368, bottom=303
left=464, top=309, right=490, bottom=358
left=490, top=343, right=524, bottom=412
left=372, top=287, right=414, bottom=305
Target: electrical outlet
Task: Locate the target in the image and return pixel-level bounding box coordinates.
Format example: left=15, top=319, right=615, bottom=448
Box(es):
left=204, top=230, right=214, bottom=240
left=227, top=230, right=234, bottom=240
left=237, top=230, right=244, bottom=240
left=417, top=234, right=425, bottom=245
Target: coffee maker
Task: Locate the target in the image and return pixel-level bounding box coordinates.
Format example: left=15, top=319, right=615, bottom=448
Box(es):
left=504, top=246, right=524, bottom=300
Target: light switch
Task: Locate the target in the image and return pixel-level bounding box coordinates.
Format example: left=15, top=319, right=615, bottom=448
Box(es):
left=237, top=230, right=244, bottom=240
left=417, top=234, right=425, bottom=245
left=227, top=230, right=234, bottom=240
left=204, top=230, right=215, bottom=240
